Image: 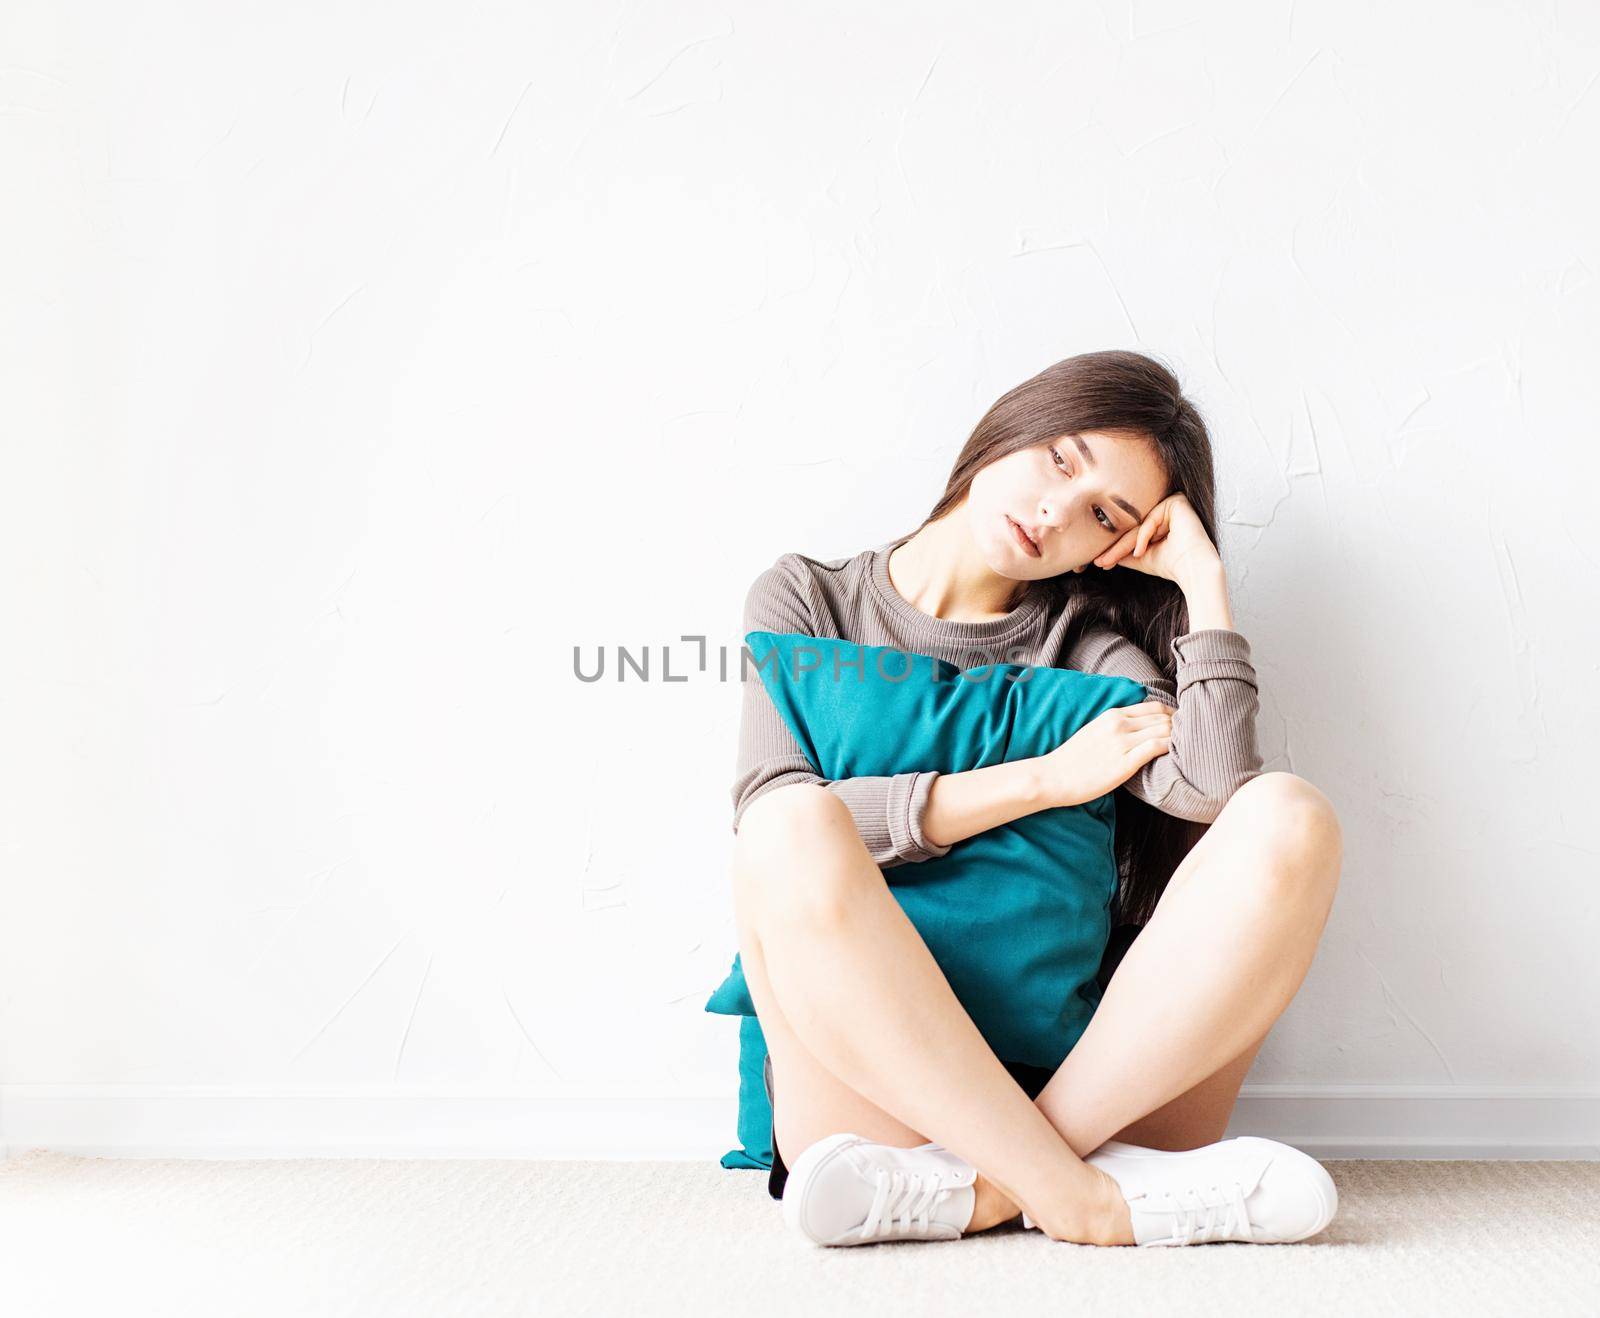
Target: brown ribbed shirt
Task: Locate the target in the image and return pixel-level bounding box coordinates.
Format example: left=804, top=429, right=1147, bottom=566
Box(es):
left=731, top=540, right=1264, bottom=868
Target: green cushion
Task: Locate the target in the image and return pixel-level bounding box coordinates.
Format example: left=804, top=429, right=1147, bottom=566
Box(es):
left=705, top=630, right=1149, bottom=1170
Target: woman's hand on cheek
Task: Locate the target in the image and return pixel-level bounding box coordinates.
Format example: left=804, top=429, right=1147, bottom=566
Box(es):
left=1091, top=492, right=1222, bottom=585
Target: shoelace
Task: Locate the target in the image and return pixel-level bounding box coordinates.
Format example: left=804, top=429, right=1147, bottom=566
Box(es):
left=858, top=1166, right=958, bottom=1242
left=1146, top=1179, right=1255, bottom=1245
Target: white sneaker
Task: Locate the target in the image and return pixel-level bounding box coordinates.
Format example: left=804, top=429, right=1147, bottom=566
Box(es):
left=1021, top=1136, right=1338, bottom=1246
left=781, top=1132, right=978, bottom=1246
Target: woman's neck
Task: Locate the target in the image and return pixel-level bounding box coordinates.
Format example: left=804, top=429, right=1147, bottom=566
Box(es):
left=886, top=510, right=1032, bottom=624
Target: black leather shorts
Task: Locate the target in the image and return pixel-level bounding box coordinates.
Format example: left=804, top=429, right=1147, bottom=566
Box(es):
left=764, top=921, right=1143, bottom=1201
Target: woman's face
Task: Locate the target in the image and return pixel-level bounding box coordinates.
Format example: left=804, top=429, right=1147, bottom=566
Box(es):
left=964, top=431, right=1170, bottom=581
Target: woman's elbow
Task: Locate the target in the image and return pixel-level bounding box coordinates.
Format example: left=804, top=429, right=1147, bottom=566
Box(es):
left=1156, top=767, right=1261, bottom=823
left=1195, top=765, right=1268, bottom=821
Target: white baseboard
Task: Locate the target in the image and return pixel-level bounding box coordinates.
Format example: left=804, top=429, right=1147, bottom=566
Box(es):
left=1226, top=1084, right=1600, bottom=1159
left=2, top=1083, right=1596, bottom=1161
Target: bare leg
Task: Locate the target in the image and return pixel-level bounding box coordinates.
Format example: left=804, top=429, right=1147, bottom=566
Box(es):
left=733, top=886, right=1031, bottom=1232
left=1034, top=772, right=1342, bottom=1154
left=732, top=783, right=1131, bottom=1243
left=732, top=771, right=1341, bottom=1238
left=1107, top=1031, right=1267, bottom=1151
left=913, top=770, right=1341, bottom=1226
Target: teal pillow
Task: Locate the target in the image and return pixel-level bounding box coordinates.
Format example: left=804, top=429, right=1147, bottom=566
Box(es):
left=715, top=1014, right=773, bottom=1171
left=705, top=630, right=1149, bottom=1170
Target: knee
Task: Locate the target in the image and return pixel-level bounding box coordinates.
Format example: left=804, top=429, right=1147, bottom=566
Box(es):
left=733, top=784, right=862, bottom=926
left=737, top=782, right=849, bottom=852
left=1226, top=772, right=1343, bottom=892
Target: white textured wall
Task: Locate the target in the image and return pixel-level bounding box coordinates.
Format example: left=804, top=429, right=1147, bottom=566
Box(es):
left=4, top=1, right=1598, bottom=1156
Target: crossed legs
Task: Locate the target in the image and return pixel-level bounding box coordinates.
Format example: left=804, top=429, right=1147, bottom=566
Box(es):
left=730, top=770, right=1342, bottom=1242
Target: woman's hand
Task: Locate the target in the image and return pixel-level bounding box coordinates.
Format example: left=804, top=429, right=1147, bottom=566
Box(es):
left=1039, top=700, right=1174, bottom=808
left=1087, top=492, right=1222, bottom=586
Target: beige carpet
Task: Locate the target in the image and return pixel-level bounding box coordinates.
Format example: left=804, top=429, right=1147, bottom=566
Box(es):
left=3, top=1150, right=1598, bottom=1316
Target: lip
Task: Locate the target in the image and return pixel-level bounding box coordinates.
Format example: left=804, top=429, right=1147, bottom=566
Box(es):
left=1006, top=515, right=1042, bottom=558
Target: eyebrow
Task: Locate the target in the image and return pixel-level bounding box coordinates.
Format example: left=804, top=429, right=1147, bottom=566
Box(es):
left=1070, top=434, right=1145, bottom=524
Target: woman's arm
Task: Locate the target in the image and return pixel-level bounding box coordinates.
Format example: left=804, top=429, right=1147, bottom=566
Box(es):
left=922, top=569, right=1258, bottom=845
left=1072, top=567, right=1263, bottom=823
left=919, top=513, right=1259, bottom=848
left=730, top=556, right=954, bottom=869
left=918, top=759, right=1057, bottom=851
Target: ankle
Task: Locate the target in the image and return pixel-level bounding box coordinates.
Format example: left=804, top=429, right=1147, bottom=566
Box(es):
left=966, top=1174, right=1021, bottom=1233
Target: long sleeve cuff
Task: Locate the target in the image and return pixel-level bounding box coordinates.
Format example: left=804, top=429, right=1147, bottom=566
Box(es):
left=887, top=770, right=954, bottom=864
left=825, top=770, right=953, bottom=868
left=1171, top=628, right=1258, bottom=690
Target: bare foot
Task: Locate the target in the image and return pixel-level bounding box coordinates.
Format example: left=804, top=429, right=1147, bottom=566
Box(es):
left=1028, top=1164, right=1137, bottom=1245
left=1087, top=1163, right=1136, bottom=1245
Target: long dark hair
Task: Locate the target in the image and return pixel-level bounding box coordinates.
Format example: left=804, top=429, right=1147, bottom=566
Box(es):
left=888, top=348, right=1222, bottom=927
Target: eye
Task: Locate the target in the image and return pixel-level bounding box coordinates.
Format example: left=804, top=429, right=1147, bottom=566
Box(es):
left=1049, top=445, right=1117, bottom=533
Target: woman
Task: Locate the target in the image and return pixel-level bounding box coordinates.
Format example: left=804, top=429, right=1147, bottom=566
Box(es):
left=728, top=349, right=1345, bottom=1248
